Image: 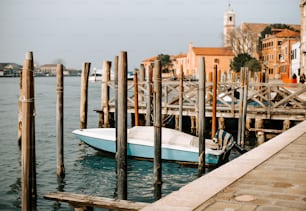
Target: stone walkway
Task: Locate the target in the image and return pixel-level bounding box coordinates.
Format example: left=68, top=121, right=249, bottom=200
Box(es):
left=197, top=132, right=306, bottom=211
left=141, top=120, right=306, bottom=211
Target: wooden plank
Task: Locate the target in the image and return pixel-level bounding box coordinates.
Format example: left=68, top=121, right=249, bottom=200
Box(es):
left=248, top=128, right=283, bottom=133
left=44, top=192, right=149, bottom=211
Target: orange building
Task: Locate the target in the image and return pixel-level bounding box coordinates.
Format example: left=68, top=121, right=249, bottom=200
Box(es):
left=141, top=43, right=234, bottom=80
left=261, top=29, right=300, bottom=79
left=174, top=43, right=234, bottom=80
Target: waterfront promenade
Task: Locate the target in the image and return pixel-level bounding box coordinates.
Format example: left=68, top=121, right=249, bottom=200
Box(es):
left=141, top=120, right=306, bottom=210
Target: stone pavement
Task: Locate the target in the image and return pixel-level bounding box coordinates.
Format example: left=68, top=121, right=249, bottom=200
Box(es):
left=141, top=120, right=306, bottom=211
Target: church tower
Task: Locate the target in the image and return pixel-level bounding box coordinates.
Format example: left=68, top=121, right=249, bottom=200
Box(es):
left=224, top=2, right=236, bottom=47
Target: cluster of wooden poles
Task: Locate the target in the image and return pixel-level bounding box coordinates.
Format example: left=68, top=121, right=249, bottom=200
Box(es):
left=18, top=52, right=65, bottom=210
left=78, top=52, right=208, bottom=201
left=18, top=50, right=235, bottom=210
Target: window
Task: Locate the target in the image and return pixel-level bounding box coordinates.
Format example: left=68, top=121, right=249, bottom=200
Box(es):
left=214, top=58, right=219, bottom=64
left=269, top=68, right=273, bottom=74
left=281, top=66, right=286, bottom=73
left=278, top=54, right=282, bottom=61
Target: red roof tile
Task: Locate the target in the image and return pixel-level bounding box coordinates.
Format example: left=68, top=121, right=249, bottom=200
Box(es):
left=192, top=47, right=234, bottom=56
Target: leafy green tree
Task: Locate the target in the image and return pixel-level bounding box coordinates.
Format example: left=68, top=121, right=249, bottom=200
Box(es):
left=231, top=53, right=261, bottom=72
left=245, top=58, right=261, bottom=72
left=230, top=53, right=252, bottom=72
left=157, top=54, right=172, bottom=73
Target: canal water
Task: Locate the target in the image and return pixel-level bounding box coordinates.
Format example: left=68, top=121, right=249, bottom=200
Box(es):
left=0, top=77, right=202, bottom=210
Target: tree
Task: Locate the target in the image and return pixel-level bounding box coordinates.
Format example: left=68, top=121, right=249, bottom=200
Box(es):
left=230, top=53, right=252, bottom=72
left=157, top=54, right=172, bottom=73
left=230, top=53, right=261, bottom=72
left=225, top=26, right=258, bottom=56
left=245, top=58, right=261, bottom=72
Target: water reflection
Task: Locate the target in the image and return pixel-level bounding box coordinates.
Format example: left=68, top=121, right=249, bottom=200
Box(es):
left=76, top=149, right=199, bottom=203
left=8, top=177, right=21, bottom=209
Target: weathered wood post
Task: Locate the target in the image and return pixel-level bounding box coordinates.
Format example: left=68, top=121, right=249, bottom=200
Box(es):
left=139, top=64, right=146, bottom=125
left=114, top=56, right=119, bottom=150
left=255, top=118, right=264, bottom=145
left=18, top=71, right=23, bottom=146
left=211, top=64, right=218, bottom=139
left=153, top=60, right=162, bottom=200
left=190, top=116, right=196, bottom=135
left=21, top=51, right=36, bottom=210
left=80, top=62, right=91, bottom=129
left=56, top=64, right=65, bottom=178
left=139, top=64, right=145, bottom=102
left=218, top=116, right=225, bottom=130
left=178, top=64, right=184, bottom=131
left=207, top=72, right=213, bottom=103
left=145, top=65, right=152, bottom=126
left=102, top=61, right=112, bottom=128
left=198, top=57, right=206, bottom=176
left=241, top=67, right=249, bottom=146
left=283, top=119, right=290, bottom=130
left=117, top=51, right=128, bottom=200
left=133, top=69, right=139, bottom=126
left=237, top=67, right=246, bottom=145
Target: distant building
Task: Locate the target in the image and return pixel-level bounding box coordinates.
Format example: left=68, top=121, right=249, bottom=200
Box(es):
left=261, top=29, right=300, bottom=79
left=223, top=3, right=236, bottom=48
left=141, top=3, right=301, bottom=81
left=174, top=43, right=234, bottom=80
left=291, top=41, right=301, bottom=77
left=300, top=0, right=306, bottom=75
left=39, top=64, right=66, bottom=76
left=0, top=63, right=22, bottom=77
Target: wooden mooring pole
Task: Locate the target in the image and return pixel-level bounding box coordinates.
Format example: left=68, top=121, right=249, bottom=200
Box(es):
left=102, top=61, right=112, bottom=128
left=153, top=60, right=162, bottom=200
left=114, top=56, right=119, bottom=150
left=139, top=64, right=145, bottom=102
left=178, top=64, right=184, bottom=131
left=237, top=67, right=246, bottom=145
left=21, top=51, right=37, bottom=210
left=117, top=51, right=128, bottom=200
left=145, top=65, right=152, bottom=126
left=211, top=64, right=218, bottom=139
left=56, top=64, right=65, bottom=178
left=198, top=57, right=206, bottom=176
left=18, top=70, right=23, bottom=146
left=80, top=62, right=91, bottom=129
left=133, top=69, right=139, bottom=126
left=241, top=67, right=249, bottom=146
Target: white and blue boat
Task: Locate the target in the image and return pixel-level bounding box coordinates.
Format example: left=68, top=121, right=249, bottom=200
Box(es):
left=73, top=126, right=235, bottom=166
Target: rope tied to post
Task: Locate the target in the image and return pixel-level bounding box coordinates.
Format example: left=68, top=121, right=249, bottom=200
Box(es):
left=20, top=96, right=35, bottom=103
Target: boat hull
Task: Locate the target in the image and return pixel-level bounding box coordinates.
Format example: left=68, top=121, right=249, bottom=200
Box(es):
left=73, top=127, right=226, bottom=165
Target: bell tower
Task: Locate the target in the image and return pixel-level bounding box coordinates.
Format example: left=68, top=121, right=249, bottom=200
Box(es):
left=224, top=2, right=236, bottom=47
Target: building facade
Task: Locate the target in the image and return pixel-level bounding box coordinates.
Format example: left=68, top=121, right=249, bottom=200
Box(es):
left=174, top=43, right=234, bottom=80
left=300, top=0, right=306, bottom=75
left=291, top=41, right=301, bottom=77
left=261, top=29, right=300, bottom=79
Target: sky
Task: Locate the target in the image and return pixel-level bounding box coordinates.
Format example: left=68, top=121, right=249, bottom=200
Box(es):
left=0, top=0, right=300, bottom=71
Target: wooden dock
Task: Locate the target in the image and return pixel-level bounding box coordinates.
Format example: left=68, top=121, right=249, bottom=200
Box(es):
left=140, top=120, right=306, bottom=210
left=102, top=79, right=306, bottom=121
